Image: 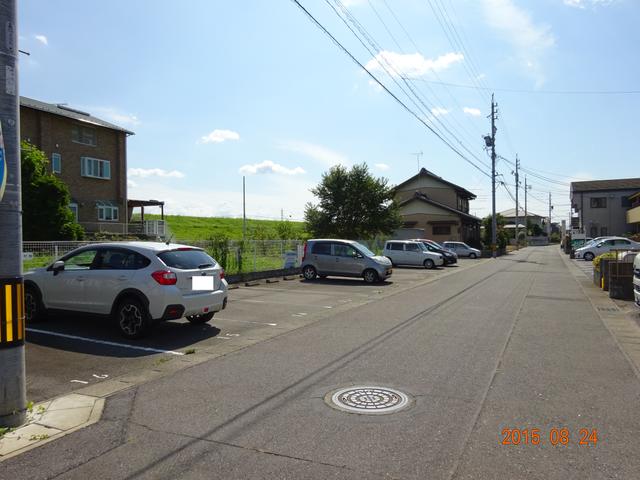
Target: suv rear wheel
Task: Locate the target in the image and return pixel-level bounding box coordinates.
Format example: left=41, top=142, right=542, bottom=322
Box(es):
left=114, top=297, right=151, bottom=339
left=187, top=312, right=215, bottom=324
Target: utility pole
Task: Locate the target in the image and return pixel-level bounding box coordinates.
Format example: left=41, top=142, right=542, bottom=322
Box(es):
left=490, top=94, right=497, bottom=258
left=0, top=0, right=27, bottom=427
left=524, top=176, right=531, bottom=245
left=512, top=154, right=520, bottom=250
left=548, top=192, right=553, bottom=236
left=242, top=176, right=246, bottom=240
left=281, top=208, right=284, bottom=222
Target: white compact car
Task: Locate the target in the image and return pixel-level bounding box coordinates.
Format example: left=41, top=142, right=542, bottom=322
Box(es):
left=574, top=237, right=640, bottom=261
left=24, top=242, right=228, bottom=338
left=383, top=240, right=444, bottom=269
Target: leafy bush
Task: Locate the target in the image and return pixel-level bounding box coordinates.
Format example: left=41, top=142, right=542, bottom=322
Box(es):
left=205, top=236, right=231, bottom=270
left=550, top=232, right=561, bottom=243
left=593, top=252, right=616, bottom=270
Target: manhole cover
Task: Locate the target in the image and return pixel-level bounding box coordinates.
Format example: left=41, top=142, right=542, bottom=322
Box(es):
left=327, top=386, right=410, bottom=415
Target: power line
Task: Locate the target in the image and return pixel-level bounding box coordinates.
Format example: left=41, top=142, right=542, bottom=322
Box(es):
left=405, top=78, right=640, bottom=95
left=290, top=0, right=492, bottom=178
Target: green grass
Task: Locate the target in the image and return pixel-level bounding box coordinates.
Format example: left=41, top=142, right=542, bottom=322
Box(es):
left=136, top=214, right=308, bottom=242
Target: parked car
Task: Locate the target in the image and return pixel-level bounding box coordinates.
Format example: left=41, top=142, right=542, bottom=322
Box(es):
left=574, top=237, right=640, bottom=261
left=383, top=240, right=444, bottom=269
left=301, top=239, right=392, bottom=283
left=24, top=242, right=228, bottom=339
left=442, top=241, right=482, bottom=259
left=634, top=254, right=640, bottom=310
left=411, top=239, right=458, bottom=265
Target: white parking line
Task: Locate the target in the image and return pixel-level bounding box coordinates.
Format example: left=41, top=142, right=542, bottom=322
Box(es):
left=215, top=317, right=277, bottom=326
left=26, top=328, right=186, bottom=356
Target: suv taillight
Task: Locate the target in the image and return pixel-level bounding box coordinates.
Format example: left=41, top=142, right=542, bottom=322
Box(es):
left=152, top=270, right=177, bottom=285
left=220, top=269, right=225, bottom=280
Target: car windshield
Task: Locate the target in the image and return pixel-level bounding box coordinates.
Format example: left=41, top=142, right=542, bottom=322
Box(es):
left=354, top=242, right=375, bottom=257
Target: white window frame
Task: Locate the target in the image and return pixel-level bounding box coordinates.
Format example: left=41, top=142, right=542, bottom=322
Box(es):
left=69, top=202, right=78, bottom=221
left=98, top=205, right=119, bottom=222
left=81, top=157, right=111, bottom=180
left=52, top=153, right=61, bottom=174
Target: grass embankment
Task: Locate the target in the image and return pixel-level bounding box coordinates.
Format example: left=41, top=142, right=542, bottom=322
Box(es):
left=139, top=214, right=308, bottom=241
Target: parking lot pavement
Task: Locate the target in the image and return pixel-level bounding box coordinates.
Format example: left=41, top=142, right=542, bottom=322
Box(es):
left=25, top=258, right=486, bottom=402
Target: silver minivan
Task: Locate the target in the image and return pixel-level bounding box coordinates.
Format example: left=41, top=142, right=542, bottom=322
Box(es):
left=301, top=239, right=392, bottom=283
left=383, top=240, right=444, bottom=269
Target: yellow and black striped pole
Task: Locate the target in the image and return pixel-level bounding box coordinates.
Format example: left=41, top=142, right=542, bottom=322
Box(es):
left=0, top=277, right=25, bottom=347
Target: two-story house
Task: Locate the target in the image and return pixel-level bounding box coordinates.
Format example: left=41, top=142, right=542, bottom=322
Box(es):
left=394, top=168, right=481, bottom=246
left=20, top=96, right=132, bottom=234
left=570, top=178, right=640, bottom=237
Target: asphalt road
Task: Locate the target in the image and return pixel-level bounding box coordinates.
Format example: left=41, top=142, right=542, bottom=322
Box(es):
left=6, top=246, right=640, bottom=479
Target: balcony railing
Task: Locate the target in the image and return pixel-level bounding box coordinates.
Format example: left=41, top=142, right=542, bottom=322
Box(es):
left=79, top=220, right=166, bottom=237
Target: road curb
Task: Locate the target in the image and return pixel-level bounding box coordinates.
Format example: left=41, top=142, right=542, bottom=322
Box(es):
left=0, top=393, right=104, bottom=462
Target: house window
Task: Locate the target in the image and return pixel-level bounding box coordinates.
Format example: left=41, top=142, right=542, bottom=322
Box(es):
left=69, top=202, right=78, bottom=221
left=590, top=197, right=607, bottom=208
left=433, top=225, right=451, bottom=235
left=81, top=157, right=111, bottom=179
left=51, top=153, right=61, bottom=173
left=97, top=202, right=119, bottom=221
left=72, top=125, right=97, bottom=146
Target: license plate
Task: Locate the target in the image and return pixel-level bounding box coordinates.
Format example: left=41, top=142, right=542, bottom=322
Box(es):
left=192, top=276, right=214, bottom=291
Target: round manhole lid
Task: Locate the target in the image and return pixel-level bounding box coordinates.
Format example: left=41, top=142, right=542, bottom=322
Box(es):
left=327, top=386, right=410, bottom=415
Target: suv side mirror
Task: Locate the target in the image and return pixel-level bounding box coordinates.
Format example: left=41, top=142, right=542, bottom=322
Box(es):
left=52, top=260, right=65, bottom=275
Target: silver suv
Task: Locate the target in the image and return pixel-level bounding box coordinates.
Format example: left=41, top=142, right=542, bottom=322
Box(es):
left=24, top=242, right=228, bottom=338
left=301, top=239, right=392, bottom=283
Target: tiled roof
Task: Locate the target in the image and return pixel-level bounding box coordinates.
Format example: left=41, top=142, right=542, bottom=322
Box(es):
left=399, top=192, right=481, bottom=222
left=20, top=96, right=134, bottom=135
left=499, top=208, right=545, bottom=218
left=571, top=178, right=640, bottom=192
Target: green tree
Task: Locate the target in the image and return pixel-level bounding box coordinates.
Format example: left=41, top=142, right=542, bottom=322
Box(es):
left=482, top=214, right=506, bottom=247
left=21, top=141, right=84, bottom=240
left=304, top=163, right=402, bottom=239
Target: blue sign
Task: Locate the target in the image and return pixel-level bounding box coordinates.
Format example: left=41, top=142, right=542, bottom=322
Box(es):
left=0, top=122, right=6, bottom=202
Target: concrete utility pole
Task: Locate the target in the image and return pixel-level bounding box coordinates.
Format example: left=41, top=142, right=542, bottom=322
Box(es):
left=242, top=176, right=246, bottom=240
left=0, top=0, right=27, bottom=428
left=548, top=192, right=553, bottom=236
left=524, top=176, right=531, bottom=245
left=490, top=95, right=497, bottom=258
left=513, top=154, right=520, bottom=250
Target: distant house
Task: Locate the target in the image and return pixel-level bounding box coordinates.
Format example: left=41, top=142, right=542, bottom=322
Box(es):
left=498, top=208, right=546, bottom=229
left=394, top=168, right=481, bottom=246
left=570, top=178, right=640, bottom=237
left=627, top=191, right=640, bottom=234
left=20, top=96, right=165, bottom=237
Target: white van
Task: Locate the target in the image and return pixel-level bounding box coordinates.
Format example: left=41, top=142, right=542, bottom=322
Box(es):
left=383, top=240, right=444, bottom=269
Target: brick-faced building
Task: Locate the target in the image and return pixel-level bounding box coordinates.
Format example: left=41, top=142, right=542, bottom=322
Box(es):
left=20, top=96, right=133, bottom=234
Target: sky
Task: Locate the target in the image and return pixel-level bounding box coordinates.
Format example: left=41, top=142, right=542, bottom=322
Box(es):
left=18, top=0, right=640, bottom=223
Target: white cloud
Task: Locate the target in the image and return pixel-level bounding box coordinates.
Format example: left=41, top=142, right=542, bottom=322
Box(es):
left=374, top=163, right=390, bottom=171
left=128, top=168, right=185, bottom=179
left=431, top=107, right=449, bottom=117
left=278, top=140, right=349, bottom=167
left=127, top=179, right=138, bottom=188
left=238, top=160, right=305, bottom=176
left=481, top=0, right=555, bottom=87
left=564, top=0, right=615, bottom=8
left=365, top=51, right=464, bottom=77
left=463, top=107, right=482, bottom=117
left=199, top=129, right=240, bottom=144
left=34, top=34, right=48, bottom=45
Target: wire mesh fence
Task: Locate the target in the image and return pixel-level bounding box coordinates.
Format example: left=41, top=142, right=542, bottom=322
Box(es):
left=22, top=239, right=305, bottom=275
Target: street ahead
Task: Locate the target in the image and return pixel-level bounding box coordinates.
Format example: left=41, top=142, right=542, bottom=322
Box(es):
left=4, top=246, right=640, bottom=479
